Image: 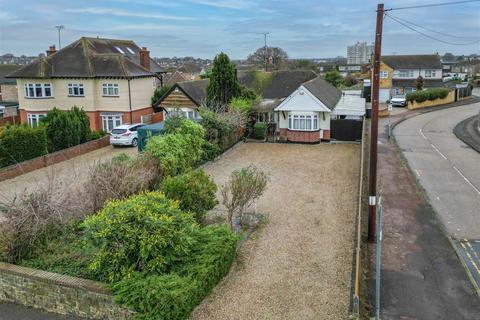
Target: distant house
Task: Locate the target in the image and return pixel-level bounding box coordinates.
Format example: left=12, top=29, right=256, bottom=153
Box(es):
left=178, top=63, right=203, bottom=80
left=153, top=79, right=208, bottom=120
left=6, top=37, right=166, bottom=131
left=163, top=71, right=188, bottom=87
left=0, top=64, right=21, bottom=103
left=377, top=54, right=443, bottom=102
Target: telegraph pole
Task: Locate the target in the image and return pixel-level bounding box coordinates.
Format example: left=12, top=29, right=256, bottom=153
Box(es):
left=368, top=3, right=384, bottom=242
left=257, top=32, right=270, bottom=71
left=55, top=25, right=65, bottom=49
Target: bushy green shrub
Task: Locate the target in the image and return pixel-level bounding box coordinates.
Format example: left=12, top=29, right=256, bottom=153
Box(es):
left=407, top=88, right=450, bottom=103
left=88, top=129, right=107, bottom=141
left=151, top=85, right=171, bottom=105
left=44, top=107, right=91, bottom=152
left=161, top=170, right=218, bottom=223
left=110, top=225, right=238, bottom=320
left=82, top=192, right=197, bottom=282
left=230, top=97, right=252, bottom=114
left=0, top=125, right=47, bottom=167
left=253, top=122, right=267, bottom=139
left=200, top=140, right=221, bottom=162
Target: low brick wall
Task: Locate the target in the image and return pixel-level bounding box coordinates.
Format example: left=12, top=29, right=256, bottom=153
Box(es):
left=0, top=136, right=110, bottom=182
left=407, top=90, right=455, bottom=110
left=0, top=263, right=132, bottom=319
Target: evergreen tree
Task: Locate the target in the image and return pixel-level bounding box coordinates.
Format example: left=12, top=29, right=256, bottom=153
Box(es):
left=206, top=52, right=240, bottom=104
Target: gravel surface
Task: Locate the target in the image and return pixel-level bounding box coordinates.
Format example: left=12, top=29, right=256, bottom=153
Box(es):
left=193, top=142, right=360, bottom=320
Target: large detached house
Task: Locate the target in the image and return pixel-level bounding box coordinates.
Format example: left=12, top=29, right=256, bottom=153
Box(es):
left=378, top=54, right=443, bottom=102
left=7, top=37, right=165, bottom=131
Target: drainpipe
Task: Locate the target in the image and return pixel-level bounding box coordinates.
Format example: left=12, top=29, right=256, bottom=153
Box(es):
left=128, top=78, right=133, bottom=124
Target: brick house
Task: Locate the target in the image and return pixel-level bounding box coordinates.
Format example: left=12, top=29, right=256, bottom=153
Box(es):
left=6, top=37, right=165, bottom=131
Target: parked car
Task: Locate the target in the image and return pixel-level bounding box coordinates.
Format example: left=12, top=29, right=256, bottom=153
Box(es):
left=110, top=124, right=144, bottom=147
left=390, top=95, right=408, bottom=107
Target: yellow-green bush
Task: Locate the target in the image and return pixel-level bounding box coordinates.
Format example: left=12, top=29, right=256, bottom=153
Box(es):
left=407, top=88, right=450, bottom=103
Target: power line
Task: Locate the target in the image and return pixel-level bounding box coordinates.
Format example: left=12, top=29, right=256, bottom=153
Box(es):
left=385, top=0, right=480, bottom=11
left=387, top=13, right=480, bottom=41
left=385, top=13, right=480, bottom=46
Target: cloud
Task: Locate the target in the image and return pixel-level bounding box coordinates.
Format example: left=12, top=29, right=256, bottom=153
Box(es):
left=64, top=7, right=195, bottom=21
left=190, top=0, right=255, bottom=10
left=0, top=11, right=26, bottom=24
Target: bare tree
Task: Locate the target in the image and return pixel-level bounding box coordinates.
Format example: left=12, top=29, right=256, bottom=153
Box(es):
left=221, top=166, right=269, bottom=230
left=246, top=47, right=289, bottom=71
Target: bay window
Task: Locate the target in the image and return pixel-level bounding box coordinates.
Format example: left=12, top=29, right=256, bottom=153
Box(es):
left=68, top=83, right=84, bottom=96
left=102, top=83, right=119, bottom=97
left=24, top=83, right=53, bottom=98
left=288, top=113, right=319, bottom=131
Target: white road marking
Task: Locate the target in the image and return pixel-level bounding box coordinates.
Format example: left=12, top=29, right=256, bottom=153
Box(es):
left=430, top=143, right=448, bottom=160
left=415, top=169, right=421, bottom=177
left=453, top=166, right=480, bottom=195
left=419, top=128, right=427, bottom=139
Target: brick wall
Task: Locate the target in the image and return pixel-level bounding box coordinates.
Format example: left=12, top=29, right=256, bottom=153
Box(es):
left=287, top=130, right=321, bottom=143
left=0, top=136, right=110, bottom=182
left=0, top=262, right=132, bottom=319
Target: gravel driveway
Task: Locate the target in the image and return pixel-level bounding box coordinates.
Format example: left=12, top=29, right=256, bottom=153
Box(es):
left=0, top=146, right=137, bottom=202
left=194, top=142, right=360, bottom=320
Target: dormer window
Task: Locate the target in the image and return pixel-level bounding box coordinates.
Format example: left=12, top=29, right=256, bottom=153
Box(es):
left=115, top=46, right=125, bottom=54
left=126, top=47, right=135, bottom=54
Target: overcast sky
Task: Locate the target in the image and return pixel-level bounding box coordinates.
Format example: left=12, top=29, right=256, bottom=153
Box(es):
left=0, top=0, right=479, bottom=59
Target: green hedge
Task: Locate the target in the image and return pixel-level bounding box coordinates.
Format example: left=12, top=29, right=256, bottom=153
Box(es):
left=253, top=122, right=267, bottom=140
left=0, top=125, right=47, bottom=167
left=406, top=88, right=450, bottom=103
left=110, top=225, right=238, bottom=320
left=44, top=107, right=91, bottom=152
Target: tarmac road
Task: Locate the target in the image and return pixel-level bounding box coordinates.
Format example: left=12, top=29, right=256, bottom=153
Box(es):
left=394, top=101, right=480, bottom=240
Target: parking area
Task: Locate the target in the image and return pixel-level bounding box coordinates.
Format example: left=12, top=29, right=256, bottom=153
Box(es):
left=0, top=145, right=137, bottom=202
left=193, top=142, right=360, bottom=320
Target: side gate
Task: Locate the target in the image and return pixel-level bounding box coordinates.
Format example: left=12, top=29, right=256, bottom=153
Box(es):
left=330, top=119, right=363, bottom=141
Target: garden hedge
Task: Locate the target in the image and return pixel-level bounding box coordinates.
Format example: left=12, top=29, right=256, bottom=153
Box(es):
left=406, top=88, right=450, bottom=103
left=0, top=125, right=47, bottom=167
left=253, top=122, right=267, bottom=139
left=44, top=107, right=91, bottom=152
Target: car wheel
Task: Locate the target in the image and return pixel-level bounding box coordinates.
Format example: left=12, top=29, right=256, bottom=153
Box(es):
left=131, top=138, right=138, bottom=147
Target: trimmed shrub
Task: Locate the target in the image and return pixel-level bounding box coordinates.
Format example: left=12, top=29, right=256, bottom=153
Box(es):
left=110, top=225, right=238, bottom=320
left=44, top=107, right=91, bottom=152
left=230, top=97, right=252, bottom=114
left=0, top=125, right=47, bottom=167
left=161, top=170, right=218, bottom=223
left=407, top=88, right=450, bottom=103
left=82, top=192, right=197, bottom=282
left=145, top=122, right=204, bottom=177
left=253, top=122, right=267, bottom=139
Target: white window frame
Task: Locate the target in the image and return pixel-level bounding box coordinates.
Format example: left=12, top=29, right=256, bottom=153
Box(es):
left=68, top=83, right=85, bottom=96
left=288, top=113, right=319, bottom=131
left=397, top=69, right=414, bottom=78
left=424, top=69, right=436, bottom=78
left=27, top=113, right=46, bottom=127
left=24, top=83, right=53, bottom=98
left=380, top=71, right=388, bottom=78
left=102, top=83, right=119, bottom=97
left=101, top=114, right=123, bottom=132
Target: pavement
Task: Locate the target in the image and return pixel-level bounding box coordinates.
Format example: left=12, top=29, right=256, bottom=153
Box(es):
left=394, top=102, right=480, bottom=239
left=369, top=97, right=480, bottom=319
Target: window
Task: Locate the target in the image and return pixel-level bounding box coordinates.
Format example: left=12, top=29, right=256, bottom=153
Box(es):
left=255, top=112, right=274, bottom=123
left=68, top=83, right=84, bottom=96
left=24, top=83, right=53, bottom=98
left=288, top=113, right=319, bottom=131
left=424, top=69, right=437, bottom=78
left=380, top=71, right=388, bottom=78
left=115, top=46, right=125, bottom=54
left=101, top=114, right=122, bottom=132
left=27, top=113, right=46, bottom=127
left=397, top=70, right=414, bottom=78
left=126, top=47, right=135, bottom=54
left=102, top=83, right=119, bottom=97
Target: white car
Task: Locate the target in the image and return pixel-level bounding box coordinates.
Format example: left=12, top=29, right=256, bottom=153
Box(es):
left=110, top=124, right=144, bottom=147
left=390, top=95, right=408, bottom=107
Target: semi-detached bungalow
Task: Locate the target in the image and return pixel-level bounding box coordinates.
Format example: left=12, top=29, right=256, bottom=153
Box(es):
left=6, top=37, right=165, bottom=131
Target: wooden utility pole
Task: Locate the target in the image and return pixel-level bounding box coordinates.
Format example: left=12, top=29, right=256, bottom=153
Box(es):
left=368, top=3, right=384, bottom=242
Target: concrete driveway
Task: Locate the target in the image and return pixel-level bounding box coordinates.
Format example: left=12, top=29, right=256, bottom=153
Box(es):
left=0, top=145, right=137, bottom=202
left=394, top=101, right=480, bottom=239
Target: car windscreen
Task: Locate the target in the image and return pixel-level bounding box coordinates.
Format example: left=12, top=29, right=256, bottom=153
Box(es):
left=111, top=129, right=127, bottom=134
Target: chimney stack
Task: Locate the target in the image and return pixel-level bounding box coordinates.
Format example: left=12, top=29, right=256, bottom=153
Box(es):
left=46, top=45, right=57, bottom=56
left=139, top=47, right=150, bottom=70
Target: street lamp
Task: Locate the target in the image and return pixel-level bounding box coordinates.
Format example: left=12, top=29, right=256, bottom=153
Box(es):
left=55, top=25, right=65, bottom=49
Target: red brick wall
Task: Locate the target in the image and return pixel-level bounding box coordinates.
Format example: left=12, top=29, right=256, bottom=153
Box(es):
left=151, top=112, right=164, bottom=123
left=286, top=130, right=321, bottom=143
left=0, top=136, right=110, bottom=182
left=322, top=130, right=331, bottom=141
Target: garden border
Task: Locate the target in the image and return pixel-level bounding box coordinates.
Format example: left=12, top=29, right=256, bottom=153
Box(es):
left=0, top=262, right=132, bottom=319
left=0, top=136, right=110, bottom=182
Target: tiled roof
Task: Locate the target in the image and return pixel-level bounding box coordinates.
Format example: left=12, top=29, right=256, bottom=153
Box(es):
left=6, top=37, right=164, bottom=79
left=176, top=79, right=209, bottom=105
left=382, top=54, right=442, bottom=70
left=0, top=64, right=21, bottom=84
left=303, top=77, right=342, bottom=110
